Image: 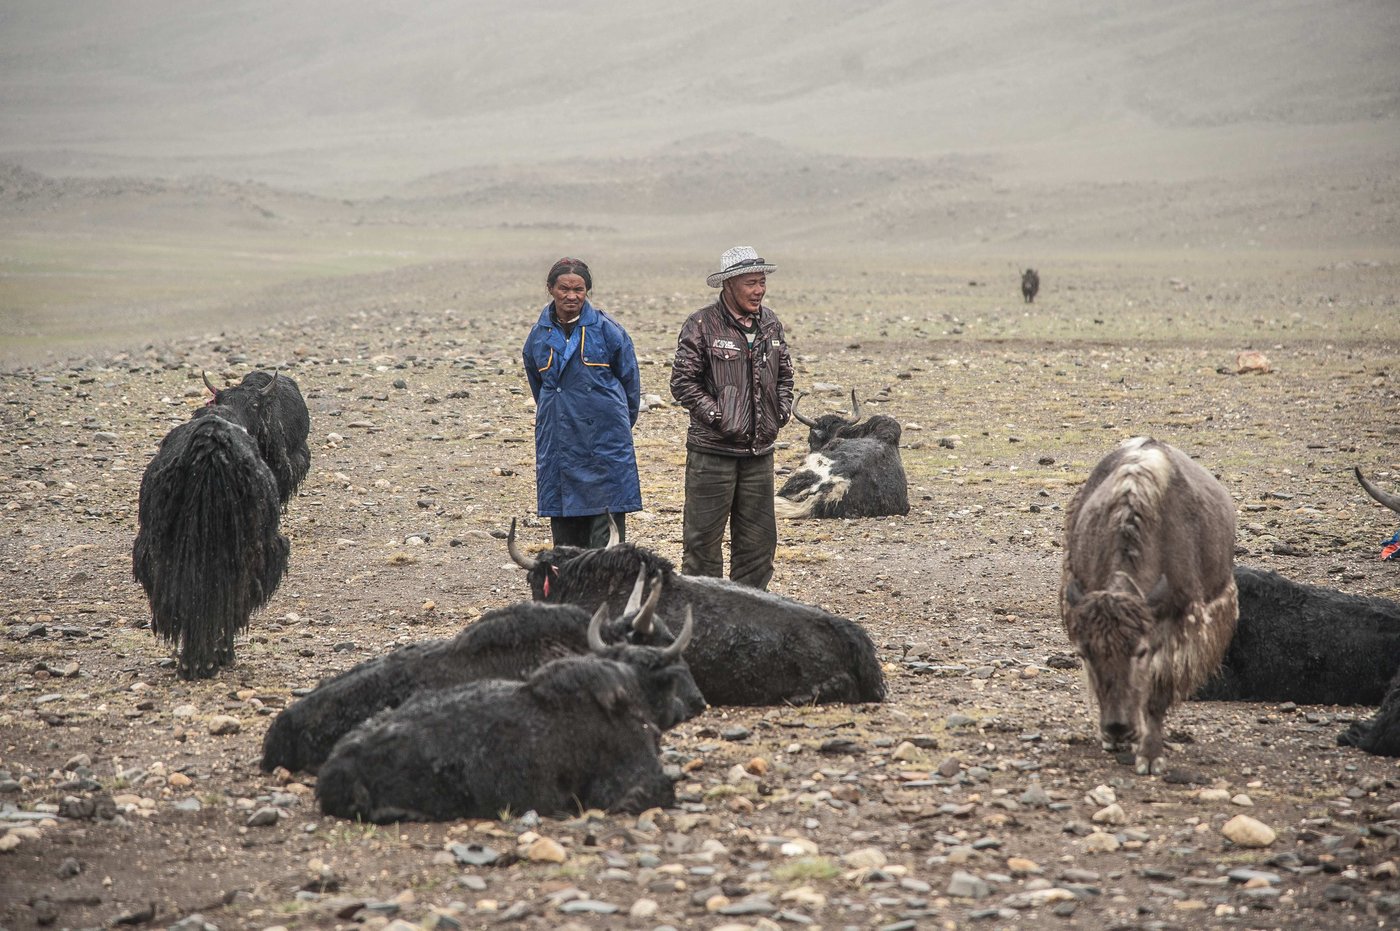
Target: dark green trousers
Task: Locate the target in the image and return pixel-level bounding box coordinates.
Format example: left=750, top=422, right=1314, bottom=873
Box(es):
left=550, top=512, right=625, bottom=549
left=681, top=450, right=776, bottom=590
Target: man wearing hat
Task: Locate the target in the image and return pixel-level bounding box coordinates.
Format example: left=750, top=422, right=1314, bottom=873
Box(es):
left=670, top=246, right=794, bottom=590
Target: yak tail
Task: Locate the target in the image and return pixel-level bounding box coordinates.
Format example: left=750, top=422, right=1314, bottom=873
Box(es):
left=836, top=618, right=888, bottom=702
left=774, top=494, right=816, bottom=520
left=133, top=415, right=288, bottom=678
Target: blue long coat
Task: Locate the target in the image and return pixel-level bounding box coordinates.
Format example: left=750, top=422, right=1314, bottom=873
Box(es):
left=523, top=300, right=642, bottom=517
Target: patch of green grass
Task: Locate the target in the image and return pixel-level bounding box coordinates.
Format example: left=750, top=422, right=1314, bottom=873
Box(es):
left=773, top=856, right=841, bottom=882
left=323, top=821, right=380, bottom=846
left=776, top=545, right=832, bottom=564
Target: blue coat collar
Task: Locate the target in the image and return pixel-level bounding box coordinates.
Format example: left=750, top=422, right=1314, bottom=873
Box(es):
left=536, top=299, right=600, bottom=330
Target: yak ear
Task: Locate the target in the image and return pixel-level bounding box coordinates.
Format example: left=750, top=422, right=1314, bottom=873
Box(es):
left=1064, top=577, right=1084, bottom=608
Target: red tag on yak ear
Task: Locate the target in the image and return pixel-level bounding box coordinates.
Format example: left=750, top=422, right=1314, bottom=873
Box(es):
left=543, top=577, right=551, bottom=598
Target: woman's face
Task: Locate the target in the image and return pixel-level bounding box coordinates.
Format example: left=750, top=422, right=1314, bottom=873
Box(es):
left=549, top=273, right=588, bottom=318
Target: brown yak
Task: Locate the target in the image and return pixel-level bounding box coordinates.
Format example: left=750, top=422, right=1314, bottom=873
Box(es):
left=1061, top=437, right=1238, bottom=775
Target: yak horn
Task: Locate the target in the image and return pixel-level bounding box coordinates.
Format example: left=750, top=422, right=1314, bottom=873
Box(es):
left=791, top=391, right=819, bottom=428
left=623, top=561, right=646, bottom=617
left=202, top=370, right=219, bottom=395
left=606, top=512, right=621, bottom=548
left=260, top=368, right=280, bottom=395
left=587, top=603, right=610, bottom=653
left=1356, top=467, right=1400, bottom=515
left=631, top=572, right=666, bottom=637
left=845, top=388, right=861, bottom=424
left=661, top=606, right=694, bottom=661
left=506, top=518, right=537, bottom=570
left=632, top=574, right=663, bottom=639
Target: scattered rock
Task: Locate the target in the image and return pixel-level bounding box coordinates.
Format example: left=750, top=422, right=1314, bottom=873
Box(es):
left=208, top=716, right=241, bottom=736
left=1221, top=815, right=1276, bottom=848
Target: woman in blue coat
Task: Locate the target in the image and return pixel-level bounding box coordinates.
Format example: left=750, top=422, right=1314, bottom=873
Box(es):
left=523, top=257, right=642, bottom=547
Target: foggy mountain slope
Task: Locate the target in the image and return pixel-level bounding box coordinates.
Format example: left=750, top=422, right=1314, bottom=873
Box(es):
left=1, top=0, right=1396, bottom=192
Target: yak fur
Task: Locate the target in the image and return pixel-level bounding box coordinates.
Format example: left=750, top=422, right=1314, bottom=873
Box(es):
left=1195, top=566, right=1400, bottom=706
left=777, top=391, right=909, bottom=519
left=133, top=393, right=290, bottom=679
left=509, top=522, right=885, bottom=706
left=1339, top=668, right=1400, bottom=757
left=1061, top=437, right=1238, bottom=775
left=262, top=595, right=704, bottom=774
left=316, top=632, right=696, bottom=822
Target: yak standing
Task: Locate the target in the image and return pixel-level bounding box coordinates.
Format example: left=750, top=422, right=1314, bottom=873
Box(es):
left=1061, top=437, right=1238, bottom=775
left=776, top=390, right=910, bottom=519
left=132, top=370, right=309, bottom=679
left=1021, top=268, right=1040, bottom=303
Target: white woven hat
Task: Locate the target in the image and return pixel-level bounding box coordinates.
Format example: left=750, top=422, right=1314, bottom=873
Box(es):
left=706, top=245, right=777, bottom=288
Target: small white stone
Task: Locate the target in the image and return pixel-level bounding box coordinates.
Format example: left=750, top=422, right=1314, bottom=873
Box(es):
left=1221, top=815, right=1276, bottom=848
left=208, top=715, right=241, bottom=736
left=1230, top=794, right=1253, bottom=807
left=1082, top=831, right=1120, bottom=853
left=842, top=847, right=887, bottom=869
left=1092, top=803, right=1127, bottom=825
left=1086, top=785, right=1116, bottom=807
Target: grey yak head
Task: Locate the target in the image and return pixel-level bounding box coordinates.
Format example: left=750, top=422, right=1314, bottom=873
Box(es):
left=1062, top=572, right=1170, bottom=752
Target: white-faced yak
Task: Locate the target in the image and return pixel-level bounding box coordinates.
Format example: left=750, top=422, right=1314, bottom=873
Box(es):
left=776, top=390, right=910, bottom=519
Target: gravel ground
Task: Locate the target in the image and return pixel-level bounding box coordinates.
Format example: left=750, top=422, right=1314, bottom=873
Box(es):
left=3, top=256, right=1399, bottom=931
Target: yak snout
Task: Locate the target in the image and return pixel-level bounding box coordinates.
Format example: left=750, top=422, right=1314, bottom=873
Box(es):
left=1099, top=716, right=1136, bottom=752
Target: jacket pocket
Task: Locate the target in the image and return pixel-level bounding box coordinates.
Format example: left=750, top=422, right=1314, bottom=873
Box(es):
left=718, top=385, right=742, bottom=438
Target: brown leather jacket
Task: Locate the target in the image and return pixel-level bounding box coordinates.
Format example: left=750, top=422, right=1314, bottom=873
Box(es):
left=670, top=298, right=794, bottom=456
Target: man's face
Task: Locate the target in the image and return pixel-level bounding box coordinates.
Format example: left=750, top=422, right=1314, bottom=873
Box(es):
left=549, top=273, right=588, bottom=318
left=724, top=273, right=766, bottom=315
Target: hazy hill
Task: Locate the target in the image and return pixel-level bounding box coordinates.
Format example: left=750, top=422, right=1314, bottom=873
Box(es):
left=2, top=0, right=1396, bottom=193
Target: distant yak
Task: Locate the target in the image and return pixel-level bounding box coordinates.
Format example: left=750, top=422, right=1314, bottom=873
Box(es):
left=132, top=370, right=309, bottom=678
left=1022, top=268, right=1040, bottom=303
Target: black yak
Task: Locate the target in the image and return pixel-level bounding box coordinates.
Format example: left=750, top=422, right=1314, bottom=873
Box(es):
left=132, top=371, right=307, bottom=679
left=261, top=570, right=704, bottom=774
left=1195, top=566, right=1400, bottom=706
left=1339, top=669, right=1400, bottom=757
left=1061, top=437, right=1238, bottom=775
left=315, top=607, right=696, bottom=823
left=202, top=370, right=310, bottom=505
left=1021, top=268, right=1040, bottom=303
left=508, top=520, right=886, bottom=706
left=776, top=391, right=910, bottom=519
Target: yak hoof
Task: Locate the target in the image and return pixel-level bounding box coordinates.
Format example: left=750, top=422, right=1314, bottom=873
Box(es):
left=1135, top=755, right=1166, bottom=776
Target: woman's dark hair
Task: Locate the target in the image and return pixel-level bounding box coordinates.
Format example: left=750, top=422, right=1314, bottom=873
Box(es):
left=547, top=257, right=592, bottom=291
